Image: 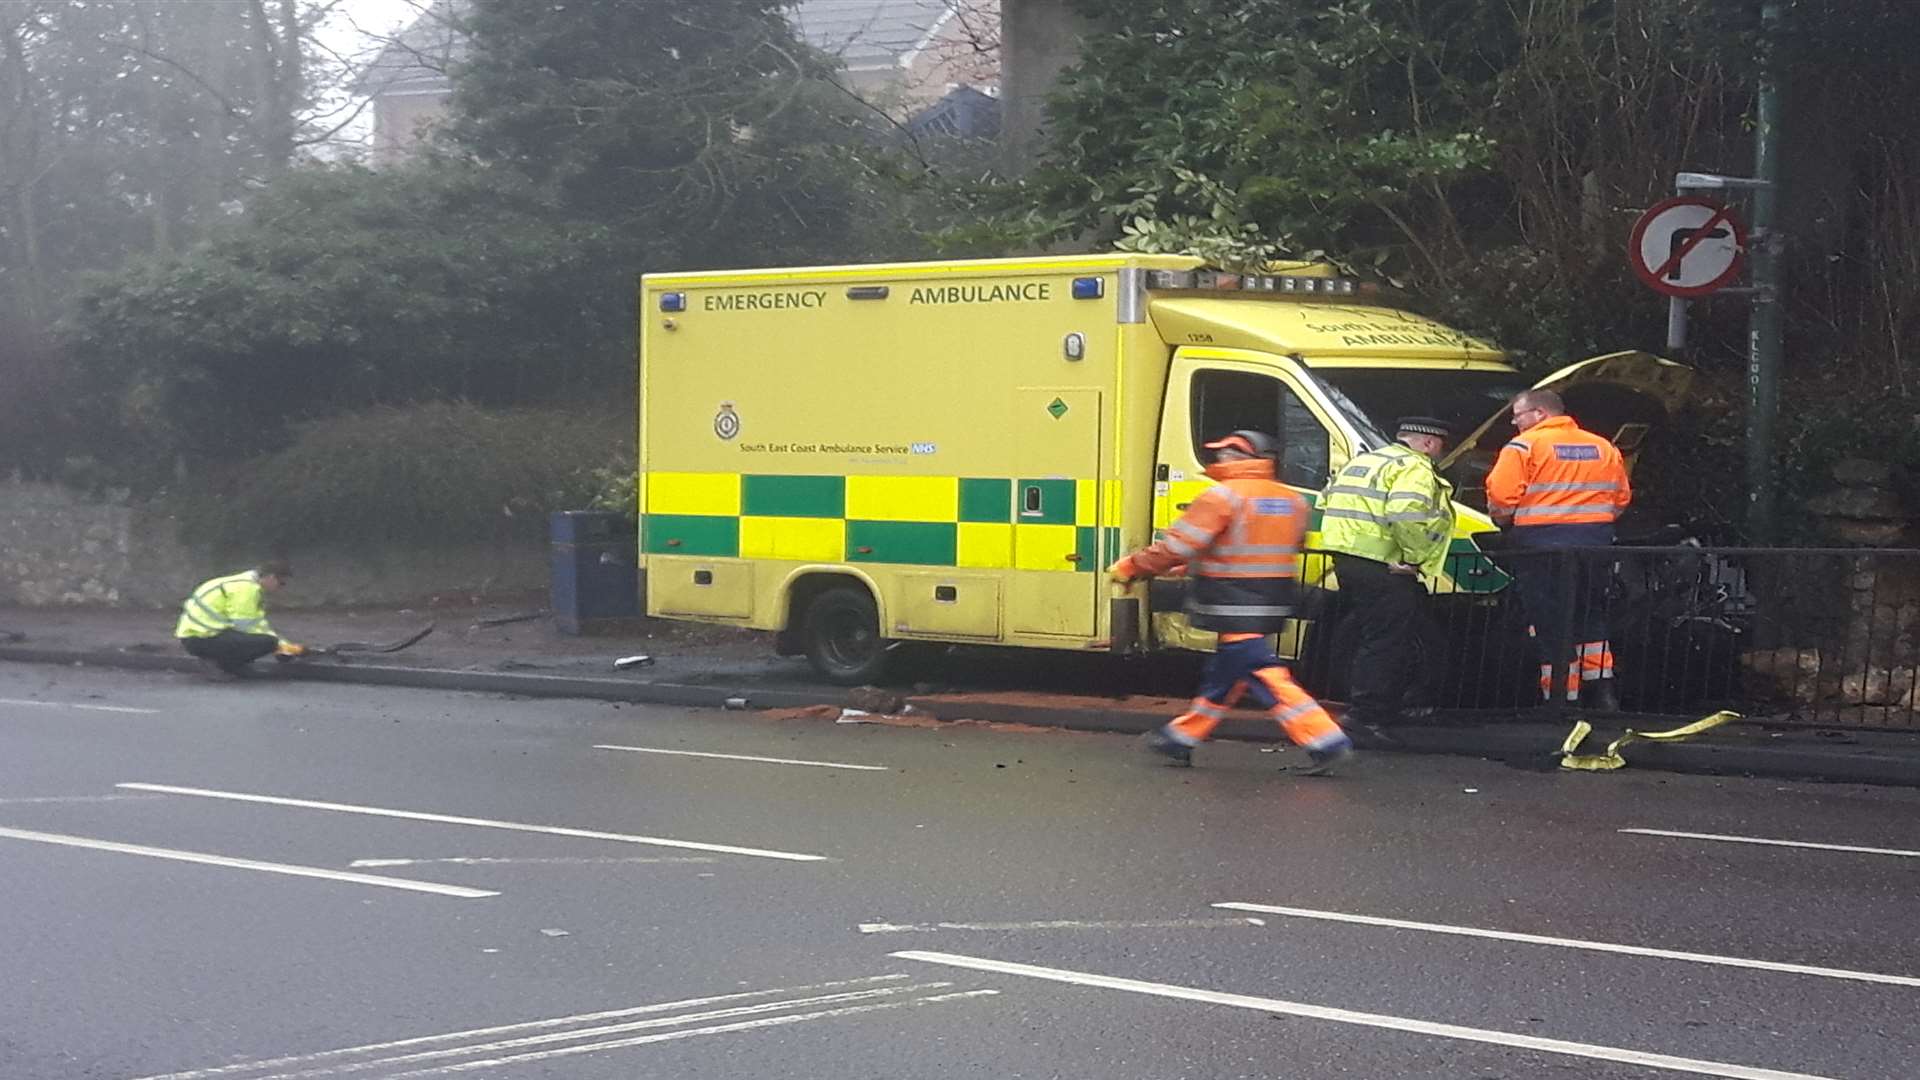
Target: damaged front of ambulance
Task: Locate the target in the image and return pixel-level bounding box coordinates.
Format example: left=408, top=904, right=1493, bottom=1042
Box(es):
left=1132, top=268, right=1693, bottom=695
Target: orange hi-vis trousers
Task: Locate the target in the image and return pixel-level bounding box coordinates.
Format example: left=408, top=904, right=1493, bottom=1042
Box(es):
left=1165, top=634, right=1348, bottom=751
left=1529, top=629, right=1616, bottom=701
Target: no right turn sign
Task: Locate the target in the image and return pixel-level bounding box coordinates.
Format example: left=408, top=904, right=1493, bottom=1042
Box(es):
left=1629, top=196, right=1748, bottom=297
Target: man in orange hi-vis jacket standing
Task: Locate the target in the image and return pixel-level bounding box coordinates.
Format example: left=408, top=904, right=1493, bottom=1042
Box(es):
left=1109, top=430, right=1354, bottom=773
left=1486, top=389, right=1632, bottom=711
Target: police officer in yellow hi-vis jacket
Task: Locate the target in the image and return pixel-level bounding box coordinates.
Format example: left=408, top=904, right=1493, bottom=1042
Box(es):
left=175, top=560, right=305, bottom=679
left=1317, top=417, right=1455, bottom=736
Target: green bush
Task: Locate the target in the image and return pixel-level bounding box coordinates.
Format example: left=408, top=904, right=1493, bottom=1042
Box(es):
left=175, top=402, right=631, bottom=550
left=587, top=466, right=639, bottom=522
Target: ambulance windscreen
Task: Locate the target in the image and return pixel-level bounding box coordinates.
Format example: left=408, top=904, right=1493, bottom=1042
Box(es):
left=1318, top=369, right=1531, bottom=508
left=1318, top=369, right=1529, bottom=445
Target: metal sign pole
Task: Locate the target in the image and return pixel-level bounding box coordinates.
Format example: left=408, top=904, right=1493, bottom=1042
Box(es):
left=1666, top=297, right=1688, bottom=352
left=1746, top=0, right=1787, bottom=544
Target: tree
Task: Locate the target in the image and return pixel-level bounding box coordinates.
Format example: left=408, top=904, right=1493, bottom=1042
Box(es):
left=984, top=3, right=1759, bottom=362
left=996, top=1, right=1501, bottom=271
left=0, top=0, right=357, bottom=335
left=61, top=164, right=630, bottom=467
left=47, top=0, right=945, bottom=478
left=998, top=0, right=1920, bottom=534
left=446, top=0, right=889, bottom=268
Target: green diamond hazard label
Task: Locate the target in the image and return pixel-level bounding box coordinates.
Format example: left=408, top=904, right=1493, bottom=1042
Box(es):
left=1047, top=397, right=1069, bottom=419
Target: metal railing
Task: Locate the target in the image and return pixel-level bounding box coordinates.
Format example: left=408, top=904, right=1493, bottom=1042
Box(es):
left=1295, top=544, right=1920, bottom=730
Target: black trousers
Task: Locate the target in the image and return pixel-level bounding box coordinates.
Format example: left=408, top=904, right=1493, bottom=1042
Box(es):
left=1333, top=554, right=1425, bottom=721
left=1507, top=525, right=1613, bottom=660
left=180, top=631, right=278, bottom=673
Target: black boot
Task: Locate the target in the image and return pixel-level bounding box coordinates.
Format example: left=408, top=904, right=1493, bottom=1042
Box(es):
left=1141, top=726, right=1194, bottom=766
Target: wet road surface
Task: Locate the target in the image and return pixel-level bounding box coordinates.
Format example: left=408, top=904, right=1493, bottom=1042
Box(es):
left=2, top=662, right=1916, bottom=1079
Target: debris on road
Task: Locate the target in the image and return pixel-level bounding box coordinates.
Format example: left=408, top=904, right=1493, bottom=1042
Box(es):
left=613, top=654, right=654, bottom=670
left=471, top=610, right=547, bottom=630
left=761, top=703, right=1064, bottom=736
left=1558, top=711, right=1739, bottom=771
left=846, top=686, right=906, bottom=714
left=306, top=622, right=438, bottom=657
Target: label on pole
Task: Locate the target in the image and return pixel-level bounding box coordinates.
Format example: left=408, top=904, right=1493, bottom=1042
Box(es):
left=1628, top=196, right=1747, bottom=297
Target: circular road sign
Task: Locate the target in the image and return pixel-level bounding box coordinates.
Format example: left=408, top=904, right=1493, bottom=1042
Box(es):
left=1628, top=196, right=1748, bottom=298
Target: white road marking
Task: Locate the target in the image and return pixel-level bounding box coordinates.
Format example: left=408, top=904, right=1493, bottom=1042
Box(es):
left=918, top=989, right=1001, bottom=1003
left=0, top=794, right=168, bottom=805
left=242, top=982, right=959, bottom=1080
left=1214, top=902, right=1920, bottom=989
left=0, top=697, right=158, bottom=715
left=129, top=975, right=913, bottom=1080
left=859, top=917, right=1265, bottom=934
left=365, top=989, right=996, bottom=1080
left=894, top=950, right=1838, bottom=1080
left=595, top=744, right=888, bottom=771
left=349, top=855, right=717, bottom=868
left=1621, top=828, right=1920, bottom=859
left=0, top=825, right=494, bottom=899
left=117, top=783, right=827, bottom=863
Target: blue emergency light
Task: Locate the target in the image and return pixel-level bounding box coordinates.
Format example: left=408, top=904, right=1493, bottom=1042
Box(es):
left=659, top=292, right=687, bottom=312
left=1071, top=277, right=1105, bottom=300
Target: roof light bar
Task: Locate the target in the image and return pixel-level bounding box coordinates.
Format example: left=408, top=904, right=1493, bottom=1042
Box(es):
left=1144, top=270, right=1361, bottom=296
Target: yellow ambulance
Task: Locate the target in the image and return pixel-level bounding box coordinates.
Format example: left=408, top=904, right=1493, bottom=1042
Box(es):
left=637, top=255, right=1689, bottom=683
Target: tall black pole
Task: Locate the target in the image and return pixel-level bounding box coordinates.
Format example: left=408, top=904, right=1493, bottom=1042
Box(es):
left=1746, top=0, right=1786, bottom=542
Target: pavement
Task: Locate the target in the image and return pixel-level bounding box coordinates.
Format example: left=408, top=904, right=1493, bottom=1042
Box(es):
left=3, top=600, right=1920, bottom=788
left=2, top=663, right=1918, bottom=1079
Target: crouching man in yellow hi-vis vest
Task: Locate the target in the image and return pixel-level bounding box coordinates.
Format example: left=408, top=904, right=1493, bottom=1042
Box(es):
left=175, top=560, right=305, bottom=680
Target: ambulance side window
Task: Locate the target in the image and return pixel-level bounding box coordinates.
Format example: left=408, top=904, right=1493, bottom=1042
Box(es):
left=1189, top=370, right=1331, bottom=488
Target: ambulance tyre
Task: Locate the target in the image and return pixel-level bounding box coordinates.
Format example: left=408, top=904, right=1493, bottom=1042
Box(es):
left=803, top=586, right=888, bottom=685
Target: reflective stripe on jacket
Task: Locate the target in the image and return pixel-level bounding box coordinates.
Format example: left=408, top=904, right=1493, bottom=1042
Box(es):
left=1485, top=415, right=1630, bottom=527
left=174, top=571, right=278, bottom=640
left=1115, top=457, right=1306, bottom=633
left=1317, top=443, right=1456, bottom=577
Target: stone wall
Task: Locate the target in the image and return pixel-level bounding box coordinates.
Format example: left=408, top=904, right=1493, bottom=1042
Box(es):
left=0, top=479, right=546, bottom=609
left=1738, top=459, right=1920, bottom=721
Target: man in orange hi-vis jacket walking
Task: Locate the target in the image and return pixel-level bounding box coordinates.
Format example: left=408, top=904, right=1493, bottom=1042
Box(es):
left=1486, top=389, right=1632, bottom=711
left=1109, top=430, right=1354, bottom=773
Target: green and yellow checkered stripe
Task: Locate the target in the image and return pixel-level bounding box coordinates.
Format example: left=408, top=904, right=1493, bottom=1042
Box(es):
left=642, top=473, right=1121, bottom=572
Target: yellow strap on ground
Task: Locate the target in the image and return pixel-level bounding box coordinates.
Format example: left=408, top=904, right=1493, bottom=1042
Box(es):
left=1557, top=711, right=1740, bottom=771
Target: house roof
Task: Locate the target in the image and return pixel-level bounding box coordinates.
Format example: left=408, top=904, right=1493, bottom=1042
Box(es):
left=905, top=84, right=999, bottom=138
left=353, top=0, right=468, bottom=96
left=788, top=0, right=958, bottom=72
left=357, top=0, right=977, bottom=98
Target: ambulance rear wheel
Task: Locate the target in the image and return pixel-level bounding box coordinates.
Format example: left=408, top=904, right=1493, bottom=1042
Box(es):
left=803, top=586, right=888, bottom=685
